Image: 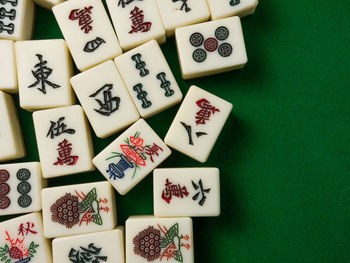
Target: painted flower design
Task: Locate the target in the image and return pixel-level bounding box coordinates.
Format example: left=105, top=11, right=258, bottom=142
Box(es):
left=133, top=226, right=161, bottom=261
left=50, top=193, right=80, bottom=229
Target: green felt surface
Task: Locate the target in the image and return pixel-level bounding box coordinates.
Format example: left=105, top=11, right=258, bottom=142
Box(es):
left=1, top=1, right=350, bottom=262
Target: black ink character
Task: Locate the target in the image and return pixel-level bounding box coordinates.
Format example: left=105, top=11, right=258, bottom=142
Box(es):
left=28, top=54, right=60, bottom=94
left=230, top=0, right=240, bottom=6
left=172, top=0, right=191, bottom=12
left=192, top=179, right=211, bottom=206
left=46, top=117, right=75, bottom=139
left=180, top=122, right=207, bottom=145
left=131, top=53, right=149, bottom=77
left=0, top=7, right=16, bottom=20
left=89, top=84, right=120, bottom=116
left=133, top=83, right=152, bottom=109
left=118, top=0, right=142, bottom=8
left=69, top=243, right=107, bottom=263
left=156, top=72, right=174, bottom=97
left=83, top=37, right=106, bottom=52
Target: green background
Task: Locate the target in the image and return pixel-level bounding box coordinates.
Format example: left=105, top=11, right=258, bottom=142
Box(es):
left=1, top=1, right=350, bottom=262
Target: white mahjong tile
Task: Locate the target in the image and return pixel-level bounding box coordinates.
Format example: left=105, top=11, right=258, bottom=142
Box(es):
left=175, top=16, right=247, bottom=79
left=15, top=39, right=75, bottom=111
left=41, top=181, right=117, bottom=238
left=0, top=40, right=17, bottom=93
left=105, top=0, right=166, bottom=51
left=164, top=86, right=232, bottom=162
left=32, top=0, right=64, bottom=10
left=0, top=0, right=35, bottom=41
left=32, top=105, right=94, bottom=178
left=114, top=40, right=182, bottom=118
left=156, top=0, right=210, bottom=36
left=0, top=162, right=46, bottom=216
left=93, top=119, right=171, bottom=195
left=0, top=212, right=52, bottom=263
left=207, top=0, right=258, bottom=20
left=153, top=168, right=220, bottom=217
left=52, top=227, right=124, bottom=263
left=53, top=0, right=122, bottom=71
left=126, top=216, right=194, bottom=263
left=0, top=91, right=25, bottom=162
left=71, top=60, right=140, bottom=138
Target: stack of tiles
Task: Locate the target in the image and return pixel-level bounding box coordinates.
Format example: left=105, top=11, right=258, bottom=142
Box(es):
left=0, top=162, right=45, bottom=216
left=165, top=85, right=232, bottom=163
left=126, top=216, right=194, bottom=263
left=156, top=0, right=210, bottom=36
left=0, top=212, right=52, bottom=262
left=175, top=16, right=247, bottom=79
left=106, top=0, right=165, bottom=51
left=207, top=0, right=259, bottom=19
left=15, top=39, right=75, bottom=111
left=0, top=40, right=17, bottom=93
left=115, top=40, right=182, bottom=118
left=52, top=228, right=124, bottom=263
left=53, top=0, right=122, bottom=71
left=93, top=119, right=171, bottom=195
left=41, top=181, right=117, bottom=238
left=0, top=90, right=25, bottom=162
left=0, top=0, right=35, bottom=41
left=70, top=60, right=140, bottom=138
left=153, top=168, right=220, bottom=217
left=32, top=105, right=94, bottom=178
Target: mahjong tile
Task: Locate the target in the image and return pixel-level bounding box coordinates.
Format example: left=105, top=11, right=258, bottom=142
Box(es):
left=0, top=90, right=25, bottom=162
left=15, top=39, right=75, bottom=111
left=105, top=0, right=166, bottom=51
left=175, top=16, right=247, bottom=79
left=164, top=86, right=232, bottom=162
left=207, top=0, right=258, bottom=20
left=0, top=212, right=52, bottom=263
left=0, top=40, right=17, bottom=93
left=53, top=0, right=122, bottom=71
left=0, top=0, right=35, bottom=41
left=93, top=119, right=171, bottom=195
left=126, top=216, right=194, bottom=263
left=32, top=0, right=65, bottom=10
left=0, top=162, right=46, bottom=216
left=153, top=168, right=220, bottom=217
left=70, top=60, right=140, bottom=138
left=41, top=181, right=117, bottom=238
left=32, top=105, right=94, bottom=178
left=156, top=0, right=210, bottom=36
left=114, top=40, right=182, bottom=118
left=52, top=227, right=124, bottom=263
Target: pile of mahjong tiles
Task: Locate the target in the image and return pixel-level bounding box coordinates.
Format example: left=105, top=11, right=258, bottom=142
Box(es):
left=0, top=0, right=258, bottom=262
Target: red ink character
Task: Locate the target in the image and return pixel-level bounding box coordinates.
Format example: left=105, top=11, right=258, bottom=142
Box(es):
left=128, top=6, right=152, bottom=34
left=144, top=143, right=163, bottom=163
left=161, top=179, right=189, bottom=204
left=53, top=139, right=79, bottom=166
left=18, top=222, right=37, bottom=236
left=195, top=98, right=220, bottom=125
left=69, top=6, right=94, bottom=33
